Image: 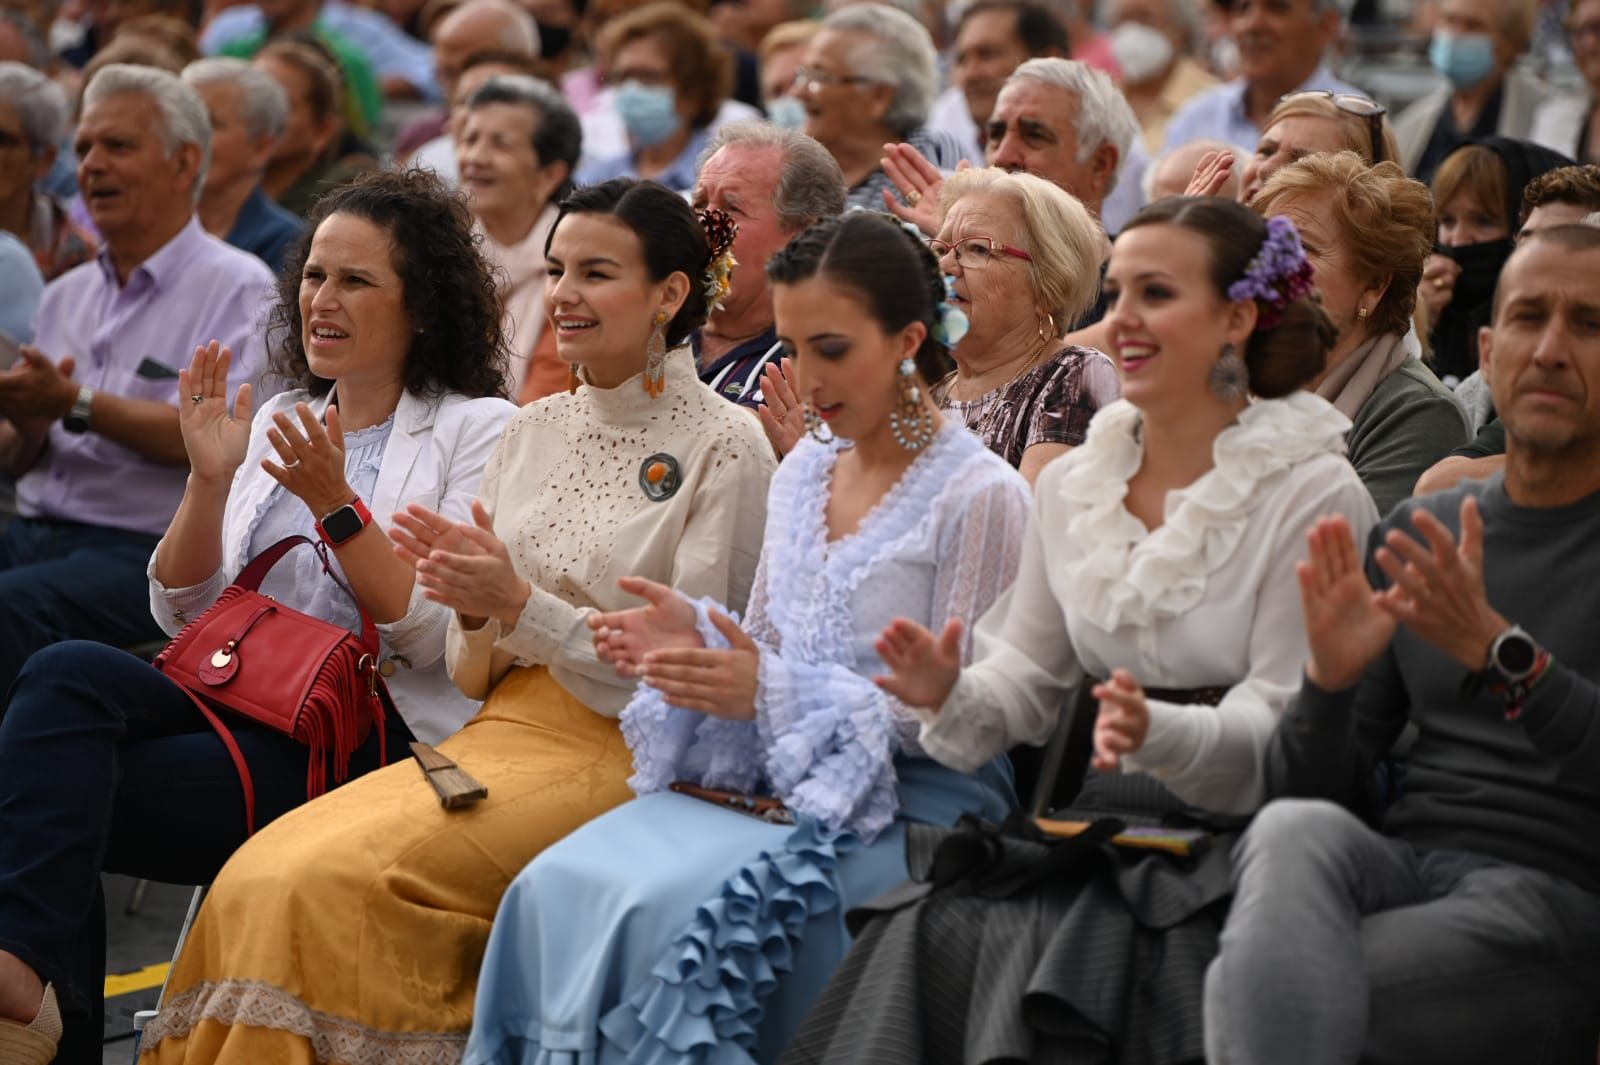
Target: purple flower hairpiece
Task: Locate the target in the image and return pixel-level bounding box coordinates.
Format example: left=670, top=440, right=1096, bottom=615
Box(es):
left=1226, top=215, right=1316, bottom=329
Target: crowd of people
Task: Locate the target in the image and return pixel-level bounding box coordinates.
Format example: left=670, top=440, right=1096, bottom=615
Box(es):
left=0, top=0, right=1598, bottom=1061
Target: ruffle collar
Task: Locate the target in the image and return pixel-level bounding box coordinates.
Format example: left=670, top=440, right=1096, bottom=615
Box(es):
left=1059, top=391, right=1351, bottom=631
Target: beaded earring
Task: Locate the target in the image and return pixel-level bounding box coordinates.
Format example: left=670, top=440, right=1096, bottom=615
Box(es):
left=1208, top=342, right=1248, bottom=402
left=888, top=358, right=935, bottom=451
left=643, top=310, right=669, bottom=398
left=567, top=363, right=580, bottom=395
left=802, top=401, right=834, bottom=444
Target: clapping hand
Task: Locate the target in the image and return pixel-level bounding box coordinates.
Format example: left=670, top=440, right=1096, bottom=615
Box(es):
left=757, top=356, right=804, bottom=456
left=0, top=345, right=76, bottom=425
left=1184, top=150, right=1236, bottom=198
left=880, top=142, right=962, bottom=237
left=588, top=576, right=704, bottom=676
left=1419, top=254, right=1461, bottom=324
left=639, top=611, right=760, bottom=720
left=262, top=400, right=356, bottom=518
left=391, top=501, right=530, bottom=628
left=178, top=341, right=252, bottom=485
left=873, top=616, right=964, bottom=709
left=1297, top=514, right=1397, bottom=691
left=1372, top=496, right=1506, bottom=670
left=1090, top=669, right=1149, bottom=773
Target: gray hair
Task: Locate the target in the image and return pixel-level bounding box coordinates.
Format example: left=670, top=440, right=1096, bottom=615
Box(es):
left=0, top=11, right=48, bottom=70
left=0, top=61, right=68, bottom=156
left=822, top=4, right=938, bottom=136
left=182, top=57, right=289, bottom=141
left=464, top=74, right=582, bottom=196
left=83, top=63, right=211, bottom=200
left=1005, top=57, right=1140, bottom=189
left=698, top=120, right=848, bottom=230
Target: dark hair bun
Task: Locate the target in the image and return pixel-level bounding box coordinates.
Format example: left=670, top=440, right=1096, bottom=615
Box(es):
left=765, top=211, right=954, bottom=382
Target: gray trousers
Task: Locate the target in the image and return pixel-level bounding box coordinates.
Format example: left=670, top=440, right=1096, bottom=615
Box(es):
left=1203, top=799, right=1600, bottom=1065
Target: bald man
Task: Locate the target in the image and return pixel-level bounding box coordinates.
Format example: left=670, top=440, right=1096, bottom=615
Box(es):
left=394, top=0, right=539, bottom=162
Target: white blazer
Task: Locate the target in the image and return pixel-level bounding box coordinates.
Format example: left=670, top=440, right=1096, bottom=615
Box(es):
left=1529, top=91, right=1593, bottom=160
left=149, top=387, right=518, bottom=743
left=1394, top=67, right=1552, bottom=176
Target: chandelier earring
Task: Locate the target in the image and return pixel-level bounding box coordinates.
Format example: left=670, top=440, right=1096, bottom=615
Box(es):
left=802, top=401, right=834, bottom=444
left=1207, top=341, right=1249, bottom=402
left=888, top=357, right=936, bottom=452
left=568, top=363, right=581, bottom=395
left=643, top=309, right=670, bottom=398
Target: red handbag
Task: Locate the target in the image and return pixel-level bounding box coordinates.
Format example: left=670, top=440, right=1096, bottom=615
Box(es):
left=154, top=535, right=394, bottom=835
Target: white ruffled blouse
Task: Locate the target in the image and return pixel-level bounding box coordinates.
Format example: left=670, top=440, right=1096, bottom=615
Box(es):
left=917, top=391, right=1380, bottom=814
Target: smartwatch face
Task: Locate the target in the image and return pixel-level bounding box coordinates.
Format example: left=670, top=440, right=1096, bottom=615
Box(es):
left=1497, top=635, right=1538, bottom=675
left=321, top=505, right=365, bottom=544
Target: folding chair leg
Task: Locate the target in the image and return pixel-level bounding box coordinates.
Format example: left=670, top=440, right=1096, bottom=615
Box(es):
left=157, top=885, right=207, bottom=1008
left=124, top=879, right=149, bottom=916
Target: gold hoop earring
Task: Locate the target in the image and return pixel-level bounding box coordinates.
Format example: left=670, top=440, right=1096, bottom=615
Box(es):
left=1036, top=311, right=1057, bottom=345
left=644, top=310, right=670, bottom=398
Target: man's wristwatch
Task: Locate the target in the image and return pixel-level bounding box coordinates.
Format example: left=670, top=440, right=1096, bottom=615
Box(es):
left=315, top=497, right=373, bottom=547
left=61, top=386, right=94, bottom=434
left=1461, top=625, right=1550, bottom=720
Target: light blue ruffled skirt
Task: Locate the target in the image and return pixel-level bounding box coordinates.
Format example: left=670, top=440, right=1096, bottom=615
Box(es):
left=463, top=757, right=1013, bottom=1065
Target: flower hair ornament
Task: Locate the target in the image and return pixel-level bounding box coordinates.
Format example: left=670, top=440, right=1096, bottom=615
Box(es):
left=932, top=274, right=970, bottom=348
left=1227, top=215, right=1316, bottom=330
left=696, top=206, right=739, bottom=314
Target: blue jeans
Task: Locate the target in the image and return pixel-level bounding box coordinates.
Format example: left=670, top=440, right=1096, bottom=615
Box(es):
left=1204, top=799, right=1600, bottom=1065
left=0, top=641, right=413, bottom=1065
left=0, top=516, right=167, bottom=695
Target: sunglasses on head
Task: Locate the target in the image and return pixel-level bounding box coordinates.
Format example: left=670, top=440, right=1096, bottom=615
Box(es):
left=1277, top=90, right=1389, bottom=166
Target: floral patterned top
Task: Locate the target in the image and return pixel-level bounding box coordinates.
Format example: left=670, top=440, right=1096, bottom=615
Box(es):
left=933, top=344, right=1121, bottom=469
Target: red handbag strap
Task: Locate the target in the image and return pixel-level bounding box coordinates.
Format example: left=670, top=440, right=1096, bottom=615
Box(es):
left=173, top=684, right=258, bottom=836
left=232, top=535, right=380, bottom=655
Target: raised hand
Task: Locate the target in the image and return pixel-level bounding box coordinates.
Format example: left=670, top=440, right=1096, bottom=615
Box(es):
left=880, top=142, right=948, bottom=236
left=757, top=356, right=804, bottom=456
left=405, top=501, right=531, bottom=628
left=1091, top=669, right=1149, bottom=773
left=873, top=616, right=963, bottom=709
left=1183, top=150, right=1235, bottom=198
left=262, top=400, right=355, bottom=517
left=639, top=611, right=760, bottom=719
left=1297, top=514, right=1396, bottom=691
left=177, top=341, right=252, bottom=484
left=588, top=575, right=704, bottom=676
left=1372, top=496, right=1506, bottom=670
left=1419, top=254, right=1460, bottom=324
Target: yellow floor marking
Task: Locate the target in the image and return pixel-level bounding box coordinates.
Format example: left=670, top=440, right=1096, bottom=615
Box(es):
left=105, top=962, right=170, bottom=998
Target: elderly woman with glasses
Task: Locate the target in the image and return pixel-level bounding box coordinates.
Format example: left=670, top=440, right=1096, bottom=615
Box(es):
left=928, top=167, right=1119, bottom=484
left=793, top=3, right=969, bottom=212
left=0, top=63, right=95, bottom=281
left=1530, top=0, right=1600, bottom=164
left=1252, top=152, right=1470, bottom=515
left=1187, top=90, right=1400, bottom=204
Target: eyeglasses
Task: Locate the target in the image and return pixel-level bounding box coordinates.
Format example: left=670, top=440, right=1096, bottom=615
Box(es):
left=1277, top=90, right=1389, bottom=166
left=926, top=236, right=1033, bottom=268
left=791, top=66, right=873, bottom=94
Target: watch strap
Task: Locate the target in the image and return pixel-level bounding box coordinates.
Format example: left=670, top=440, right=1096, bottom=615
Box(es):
left=65, top=385, right=94, bottom=429
left=315, top=497, right=374, bottom=547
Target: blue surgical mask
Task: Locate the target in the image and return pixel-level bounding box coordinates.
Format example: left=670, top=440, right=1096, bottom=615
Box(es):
left=1429, top=31, right=1497, bottom=89
left=615, top=80, right=681, bottom=148
left=766, top=95, right=806, bottom=130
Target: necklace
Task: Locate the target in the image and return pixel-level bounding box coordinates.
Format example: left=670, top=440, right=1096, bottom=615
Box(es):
left=939, top=338, right=1054, bottom=405
left=938, top=340, right=1056, bottom=444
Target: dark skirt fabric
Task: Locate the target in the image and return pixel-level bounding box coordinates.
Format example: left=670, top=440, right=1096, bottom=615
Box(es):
left=780, top=774, right=1246, bottom=1065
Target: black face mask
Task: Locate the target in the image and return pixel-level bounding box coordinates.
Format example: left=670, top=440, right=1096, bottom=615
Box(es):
left=1437, top=237, right=1515, bottom=311
left=537, top=22, right=572, bottom=59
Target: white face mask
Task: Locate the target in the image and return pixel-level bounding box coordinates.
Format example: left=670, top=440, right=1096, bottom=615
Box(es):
left=1109, top=21, right=1175, bottom=85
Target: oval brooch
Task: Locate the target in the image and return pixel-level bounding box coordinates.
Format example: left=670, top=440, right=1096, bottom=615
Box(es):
left=639, top=453, right=682, bottom=502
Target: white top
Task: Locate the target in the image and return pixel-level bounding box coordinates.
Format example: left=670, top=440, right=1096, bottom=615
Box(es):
left=623, top=420, right=1032, bottom=840
left=477, top=204, right=558, bottom=399
left=445, top=346, right=776, bottom=716
left=917, top=391, right=1379, bottom=814
left=148, top=388, right=518, bottom=743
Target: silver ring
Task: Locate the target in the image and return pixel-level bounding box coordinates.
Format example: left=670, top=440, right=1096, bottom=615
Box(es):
left=191, top=394, right=204, bottom=405
left=283, top=459, right=301, bottom=469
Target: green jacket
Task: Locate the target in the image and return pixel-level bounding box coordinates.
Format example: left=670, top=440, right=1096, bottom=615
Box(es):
left=1347, top=356, right=1470, bottom=519
left=219, top=24, right=382, bottom=139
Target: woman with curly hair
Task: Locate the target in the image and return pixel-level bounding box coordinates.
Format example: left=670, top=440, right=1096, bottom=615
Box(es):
left=138, top=178, right=776, bottom=1065
left=0, top=168, right=517, bottom=1065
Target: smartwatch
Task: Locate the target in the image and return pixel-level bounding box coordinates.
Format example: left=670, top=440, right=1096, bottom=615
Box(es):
left=62, top=386, right=94, bottom=434
left=316, top=497, right=373, bottom=547
left=1462, top=625, right=1549, bottom=719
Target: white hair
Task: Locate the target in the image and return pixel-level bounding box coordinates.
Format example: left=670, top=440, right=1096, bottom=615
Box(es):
left=698, top=120, right=847, bottom=229
left=822, top=3, right=939, bottom=135
left=0, top=61, right=68, bottom=156
left=1004, top=57, right=1140, bottom=189
left=182, top=57, right=289, bottom=141
left=83, top=63, right=211, bottom=200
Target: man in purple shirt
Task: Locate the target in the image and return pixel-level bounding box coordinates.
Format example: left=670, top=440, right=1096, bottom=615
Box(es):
left=0, top=63, right=273, bottom=692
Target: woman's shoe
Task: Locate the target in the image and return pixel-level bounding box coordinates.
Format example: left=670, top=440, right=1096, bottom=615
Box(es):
left=0, top=983, right=62, bottom=1065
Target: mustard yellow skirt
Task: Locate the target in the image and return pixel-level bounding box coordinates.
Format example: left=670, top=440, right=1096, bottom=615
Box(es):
left=140, top=666, right=635, bottom=1065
